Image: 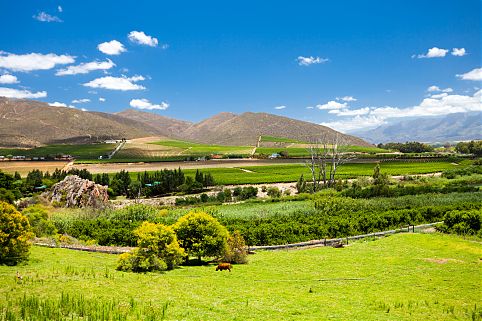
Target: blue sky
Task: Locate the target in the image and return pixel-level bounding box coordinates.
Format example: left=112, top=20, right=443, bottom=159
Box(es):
left=0, top=0, right=480, bottom=132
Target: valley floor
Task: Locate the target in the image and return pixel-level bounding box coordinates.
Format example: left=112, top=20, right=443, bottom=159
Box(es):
left=1, top=233, right=480, bottom=320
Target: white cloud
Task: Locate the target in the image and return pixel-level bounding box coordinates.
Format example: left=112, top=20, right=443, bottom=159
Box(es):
left=0, top=74, right=19, bottom=84
left=306, top=106, right=314, bottom=109
left=451, top=48, right=466, bottom=56
left=329, top=107, right=370, bottom=116
left=322, top=90, right=482, bottom=132
left=457, top=68, right=482, bottom=81
left=321, top=115, right=386, bottom=132
left=33, top=12, right=62, bottom=22
left=427, top=85, right=453, bottom=93
left=416, top=47, right=448, bottom=58
left=316, top=101, right=347, bottom=110
left=97, top=40, right=126, bottom=55
left=336, top=96, right=357, bottom=102
left=49, top=101, right=75, bottom=108
left=0, top=87, right=47, bottom=99
left=129, top=98, right=169, bottom=110
left=128, top=31, right=159, bottom=47
left=83, top=75, right=145, bottom=91
left=274, top=105, right=286, bottom=110
left=71, top=98, right=90, bottom=103
left=99, top=97, right=106, bottom=102
left=58, top=5, right=63, bottom=12
left=297, top=56, right=329, bottom=66
left=55, top=59, right=115, bottom=76
left=0, top=52, right=75, bottom=72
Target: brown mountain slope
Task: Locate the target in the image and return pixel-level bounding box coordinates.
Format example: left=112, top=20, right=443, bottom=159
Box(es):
left=0, top=98, right=153, bottom=147
left=115, top=109, right=192, bottom=138
left=181, top=112, right=371, bottom=146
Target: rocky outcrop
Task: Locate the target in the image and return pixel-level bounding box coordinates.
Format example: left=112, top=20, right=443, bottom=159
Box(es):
left=43, top=175, right=109, bottom=208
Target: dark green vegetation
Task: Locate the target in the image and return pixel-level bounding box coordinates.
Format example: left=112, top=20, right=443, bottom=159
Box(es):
left=377, top=141, right=434, bottom=153
left=455, top=140, right=482, bottom=156
left=0, top=144, right=115, bottom=160
left=0, top=233, right=480, bottom=320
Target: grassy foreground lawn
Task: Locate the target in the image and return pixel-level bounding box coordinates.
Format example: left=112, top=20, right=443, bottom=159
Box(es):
left=1, top=233, right=480, bottom=320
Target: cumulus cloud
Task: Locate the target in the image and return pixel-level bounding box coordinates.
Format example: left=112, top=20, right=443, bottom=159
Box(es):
left=71, top=98, right=90, bottom=103
left=336, top=96, right=357, bottom=102
left=55, top=59, right=115, bottom=76
left=97, top=40, right=126, bottom=55
left=0, top=52, right=75, bottom=72
left=415, top=47, right=448, bottom=58
left=99, top=97, right=106, bottom=102
left=329, top=107, right=370, bottom=116
left=316, top=101, right=347, bottom=110
left=83, top=75, right=145, bottom=91
left=274, top=105, right=286, bottom=110
left=321, top=90, right=482, bottom=132
left=426, top=85, right=453, bottom=93
left=0, top=87, right=47, bottom=99
left=297, top=56, right=328, bottom=66
left=33, top=12, right=62, bottom=22
left=129, top=98, right=169, bottom=110
left=321, top=115, right=386, bottom=132
left=49, top=101, right=75, bottom=108
left=128, top=31, right=159, bottom=47
left=0, top=74, right=19, bottom=84
left=58, top=6, right=63, bottom=12
left=457, top=68, right=482, bottom=81
left=451, top=48, right=466, bottom=56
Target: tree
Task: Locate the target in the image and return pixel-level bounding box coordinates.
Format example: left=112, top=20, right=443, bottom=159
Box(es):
left=117, top=222, right=185, bottom=272
left=305, top=133, right=354, bottom=192
left=223, top=231, right=248, bottom=264
left=173, top=211, right=229, bottom=262
left=111, top=170, right=131, bottom=196
left=296, top=174, right=307, bottom=193
left=0, top=202, right=33, bottom=265
left=26, top=169, right=43, bottom=187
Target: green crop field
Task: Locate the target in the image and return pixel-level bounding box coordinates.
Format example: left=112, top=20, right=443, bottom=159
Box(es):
left=260, top=135, right=307, bottom=144
left=256, top=145, right=388, bottom=157
left=0, top=144, right=116, bottom=160
left=120, top=161, right=461, bottom=185
left=1, top=233, right=480, bottom=320
left=151, top=140, right=253, bottom=156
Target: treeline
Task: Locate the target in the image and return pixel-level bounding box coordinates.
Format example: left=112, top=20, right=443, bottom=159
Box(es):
left=377, top=141, right=434, bottom=153
left=455, top=140, right=482, bottom=156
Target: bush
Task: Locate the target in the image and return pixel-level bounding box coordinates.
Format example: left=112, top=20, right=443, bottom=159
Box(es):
left=22, top=205, right=57, bottom=237
left=438, top=209, right=482, bottom=236
left=173, top=211, right=229, bottom=262
left=0, top=202, right=34, bottom=265
left=117, top=222, right=185, bottom=272
left=266, top=187, right=281, bottom=198
left=223, top=231, right=248, bottom=264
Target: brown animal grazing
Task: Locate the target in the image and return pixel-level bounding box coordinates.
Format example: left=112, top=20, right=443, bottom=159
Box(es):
left=16, top=271, right=23, bottom=281
left=216, top=263, right=232, bottom=272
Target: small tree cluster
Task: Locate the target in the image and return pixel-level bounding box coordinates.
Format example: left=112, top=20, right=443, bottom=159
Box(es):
left=455, top=140, right=482, bottom=156
left=377, top=141, right=434, bottom=153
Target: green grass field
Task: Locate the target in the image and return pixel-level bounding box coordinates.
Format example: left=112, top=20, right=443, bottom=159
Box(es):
left=1, top=233, right=480, bottom=320
left=260, top=135, right=307, bottom=144
left=256, top=145, right=388, bottom=157
left=151, top=140, right=253, bottom=156
left=120, top=161, right=461, bottom=185
left=0, top=144, right=116, bottom=160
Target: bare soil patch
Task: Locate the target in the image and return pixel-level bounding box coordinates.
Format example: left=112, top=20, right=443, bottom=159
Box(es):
left=0, top=161, right=68, bottom=176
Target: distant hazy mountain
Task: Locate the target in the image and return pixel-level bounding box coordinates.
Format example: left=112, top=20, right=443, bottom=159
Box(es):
left=0, top=97, right=371, bottom=147
left=352, top=112, right=482, bottom=144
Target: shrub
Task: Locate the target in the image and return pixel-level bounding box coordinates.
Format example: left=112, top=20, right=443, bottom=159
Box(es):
left=266, top=187, right=281, bottom=198
left=223, top=231, right=248, bottom=264
left=117, top=222, right=185, bottom=272
left=0, top=202, right=34, bottom=265
left=439, top=209, right=482, bottom=236
left=22, top=205, right=57, bottom=237
left=173, top=211, right=229, bottom=262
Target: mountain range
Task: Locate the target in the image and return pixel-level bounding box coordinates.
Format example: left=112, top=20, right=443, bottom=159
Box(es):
left=352, top=112, right=481, bottom=144
left=0, top=97, right=370, bottom=147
